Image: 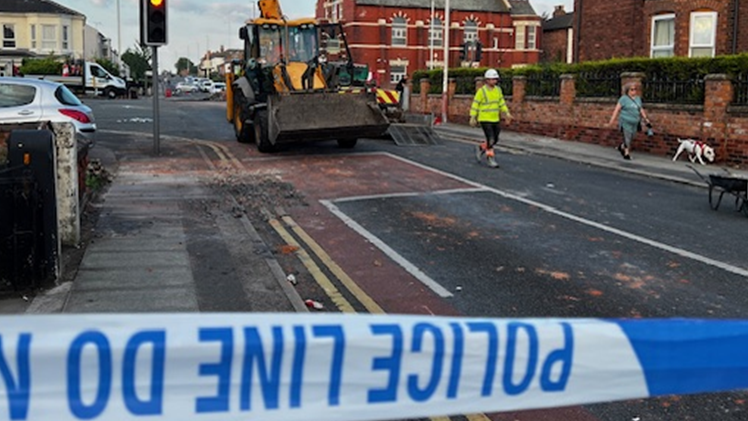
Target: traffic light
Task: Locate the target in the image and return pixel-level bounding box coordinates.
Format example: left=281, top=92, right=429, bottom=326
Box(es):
left=459, top=43, right=467, bottom=61
left=475, top=41, right=483, bottom=62
left=141, top=0, right=167, bottom=46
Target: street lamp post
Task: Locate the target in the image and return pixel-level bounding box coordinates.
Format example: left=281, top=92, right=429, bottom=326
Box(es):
left=441, top=0, right=450, bottom=124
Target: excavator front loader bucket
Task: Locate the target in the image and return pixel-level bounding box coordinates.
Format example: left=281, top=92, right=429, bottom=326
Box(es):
left=267, top=92, right=389, bottom=145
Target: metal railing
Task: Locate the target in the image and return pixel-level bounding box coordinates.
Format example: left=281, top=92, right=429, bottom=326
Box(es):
left=525, top=73, right=561, bottom=97
left=732, top=74, right=748, bottom=106
left=576, top=72, right=620, bottom=98
left=643, top=75, right=705, bottom=105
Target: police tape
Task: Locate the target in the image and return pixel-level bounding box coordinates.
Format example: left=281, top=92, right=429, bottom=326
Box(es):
left=1, top=314, right=747, bottom=421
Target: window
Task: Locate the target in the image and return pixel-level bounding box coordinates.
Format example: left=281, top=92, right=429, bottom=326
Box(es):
left=527, top=26, right=536, bottom=49
left=62, top=25, right=69, bottom=50
left=392, top=17, right=407, bottom=46
left=515, top=26, right=525, bottom=50
left=2, top=24, right=15, bottom=48
left=390, top=65, right=406, bottom=84
left=430, top=18, right=443, bottom=47
left=0, top=84, right=36, bottom=108
left=690, top=11, right=717, bottom=57
left=464, top=20, right=478, bottom=43
left=651, top=14, right=675, bottom=57
left=30, top=24, right=36, bottom=49
left=42, top=24, right=56, bottom=50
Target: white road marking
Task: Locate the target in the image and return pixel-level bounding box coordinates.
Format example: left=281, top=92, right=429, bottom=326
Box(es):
left=320, top=200, right=454, bottom=298
left=379, top=152, right=748, bottom=278
left=333, top=187, right=488, bottom=203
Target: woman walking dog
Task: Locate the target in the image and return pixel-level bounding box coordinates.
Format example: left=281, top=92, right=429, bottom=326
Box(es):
left=607, top=83, right=651, bottom=160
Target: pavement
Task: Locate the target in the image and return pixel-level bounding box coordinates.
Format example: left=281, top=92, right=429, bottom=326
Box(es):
left=1, top=122, right=746, bottom=314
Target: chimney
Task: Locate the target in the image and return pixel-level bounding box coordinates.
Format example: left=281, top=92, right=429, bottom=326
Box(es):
left=553, top=5, right=566, bottom=17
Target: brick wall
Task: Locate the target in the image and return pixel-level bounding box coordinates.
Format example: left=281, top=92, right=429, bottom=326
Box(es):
left=738, top=1, right=748, bottom=52
left=574, top=0, right=644, bottom=61
left=575, top=0, right=743, bottom=60
left=413, top=74, right=748, bottom=167
left=542, top=28, right=570, bottom=63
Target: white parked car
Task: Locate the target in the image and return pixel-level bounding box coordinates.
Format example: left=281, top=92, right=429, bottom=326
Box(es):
left=175, top=81, right=198, bottom=94
left=211, top=82, right=226, bottom=94
left=0, top=77, right=96, bottom=144
left=199, top=79, right=214, bottom=93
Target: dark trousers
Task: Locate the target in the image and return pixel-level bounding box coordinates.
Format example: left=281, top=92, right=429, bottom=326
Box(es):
left=480, top=122, right=501, bottom=148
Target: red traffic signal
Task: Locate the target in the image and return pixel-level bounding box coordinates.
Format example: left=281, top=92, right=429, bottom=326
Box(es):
left=141, top=0, right=167, bottom=46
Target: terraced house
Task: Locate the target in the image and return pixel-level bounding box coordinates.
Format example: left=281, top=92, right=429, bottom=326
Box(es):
left=0, top=0, right=87, bottom=76
left=573, top=0, right=748, bottom=61
left=315, top=0, right=542, bottom=87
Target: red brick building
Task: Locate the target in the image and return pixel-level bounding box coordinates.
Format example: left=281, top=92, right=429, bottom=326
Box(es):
left=573, top=0, right=748, bottom=62
left=541, top=5, right=573, bottom=63
left=315, top=0, right=542, bottom=88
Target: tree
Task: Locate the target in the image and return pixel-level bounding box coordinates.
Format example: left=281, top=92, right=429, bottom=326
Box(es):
left=121, top=43, right=152, bottom=81
left=95, top=58, right=120, bottom=76
left=175, top=57, right=197, bottom=75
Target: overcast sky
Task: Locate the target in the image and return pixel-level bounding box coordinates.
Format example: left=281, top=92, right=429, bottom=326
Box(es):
left=55, top=0, right=573, bottom=72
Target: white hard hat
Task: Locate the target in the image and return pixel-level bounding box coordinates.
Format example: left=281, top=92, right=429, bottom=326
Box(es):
left=484, top=69, right=500, bottom=80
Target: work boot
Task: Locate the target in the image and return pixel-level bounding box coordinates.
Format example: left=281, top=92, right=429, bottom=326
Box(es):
left=475, top=142, right=487, bottom=162
left=486, top=149, right=499, bottom=168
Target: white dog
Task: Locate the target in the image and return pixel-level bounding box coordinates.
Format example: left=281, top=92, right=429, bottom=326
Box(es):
left=672, top=138, right=715, bottom=165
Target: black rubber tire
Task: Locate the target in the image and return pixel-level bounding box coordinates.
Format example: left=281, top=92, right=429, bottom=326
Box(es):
left=232, top=90, right=254, bottom=144
left=337, top=138, right=358, bottom=149
left=104, top=87, right=117, bottom=99
left=254, top=110, right=275, bottom=153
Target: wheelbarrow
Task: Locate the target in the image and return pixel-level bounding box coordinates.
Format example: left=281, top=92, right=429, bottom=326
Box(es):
left=688, top=165, right=748, bottom=217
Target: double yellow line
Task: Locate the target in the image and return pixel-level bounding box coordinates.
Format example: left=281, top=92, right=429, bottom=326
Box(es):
left=267, top=212, right=492, bottom=421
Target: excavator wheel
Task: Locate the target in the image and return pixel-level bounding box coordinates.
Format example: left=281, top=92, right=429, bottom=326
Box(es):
left=254, top=110, right=275, bottom=153
left=232, top=90, right=255, bottom=144
left=337, top=139, right=358, bottom=149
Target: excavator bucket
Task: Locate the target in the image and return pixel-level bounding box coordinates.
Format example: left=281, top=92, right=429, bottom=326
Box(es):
left=267, top=91, right=389, bottom=145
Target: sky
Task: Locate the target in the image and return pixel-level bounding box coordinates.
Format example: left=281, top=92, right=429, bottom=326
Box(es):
left=55, top=0, right=574, bottom=73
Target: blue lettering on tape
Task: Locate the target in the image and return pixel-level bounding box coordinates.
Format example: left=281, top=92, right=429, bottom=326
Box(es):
left=368, top=324, right=403, bottom=403
left=0, top=333, right=31, bottom=421
left=312, top=325, right=346, bottom=407
left=241, top=327, right=283, bottom=411
left=67, top=331, right=112, bottom=419
left=195, top=328, right=233, bottom=413
left=446, top=323, right=464, bottom=399
left=467, top=322, right=498, bottom=397
left=122, top=330, right=166, bottom=415
left=503, top=323, right=538, bottom=396
left=540, top=323, right=573, bottom=391
left=407, top=323, right=444, bottom=402
left=290, top=326, right=306, bottom=408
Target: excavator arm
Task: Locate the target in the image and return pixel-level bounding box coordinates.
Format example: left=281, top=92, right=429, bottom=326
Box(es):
left=257, top=0, right=283, bottom=20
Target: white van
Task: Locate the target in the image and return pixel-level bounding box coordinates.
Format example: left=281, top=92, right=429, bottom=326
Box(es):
left=26, top=61, right=127, bottom=99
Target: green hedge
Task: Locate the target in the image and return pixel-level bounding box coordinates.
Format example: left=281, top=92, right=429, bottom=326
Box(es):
left=412, top=54, right=748, bottom=99
left=20, top=57, right=62, bottom=75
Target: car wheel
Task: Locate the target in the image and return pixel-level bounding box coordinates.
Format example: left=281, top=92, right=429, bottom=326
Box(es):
left=232, top=91, right=255, bottom=144
left=104, top=87, right=117, bottom=99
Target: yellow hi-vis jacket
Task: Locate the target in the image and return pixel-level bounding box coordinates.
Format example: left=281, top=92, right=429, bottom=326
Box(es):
left=470, top=85, right=509, bottom=123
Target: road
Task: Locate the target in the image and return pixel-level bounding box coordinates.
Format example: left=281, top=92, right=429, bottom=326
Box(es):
left=87, top=97, right=748, bottom=420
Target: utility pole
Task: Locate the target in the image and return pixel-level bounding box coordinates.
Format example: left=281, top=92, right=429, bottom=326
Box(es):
left=117, top=0, right=122, bottom=66
left=441, top=0, right=450, bottom=124
left=429, top=0, right=434, bottom=70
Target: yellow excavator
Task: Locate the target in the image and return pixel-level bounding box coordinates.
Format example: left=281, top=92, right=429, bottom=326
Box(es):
left=225, top=0, right=389, bottom=152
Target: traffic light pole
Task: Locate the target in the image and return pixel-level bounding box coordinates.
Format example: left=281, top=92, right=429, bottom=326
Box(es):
left=152, top=46, right=160, bottom=155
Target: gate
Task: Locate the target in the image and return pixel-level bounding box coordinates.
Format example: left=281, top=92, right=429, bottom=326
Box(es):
left=0, top=129, right=58, bottom=292
left=0, top=166, right=45, bottom=290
